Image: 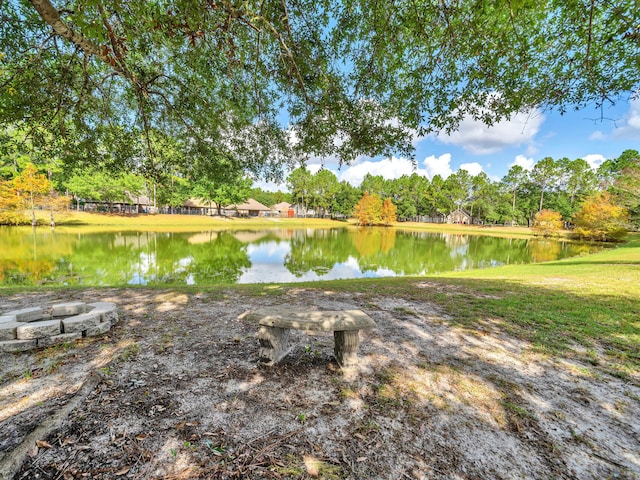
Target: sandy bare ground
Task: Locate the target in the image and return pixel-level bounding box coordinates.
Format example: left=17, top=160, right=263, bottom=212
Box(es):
left=1, top=287, right=638, bottom=480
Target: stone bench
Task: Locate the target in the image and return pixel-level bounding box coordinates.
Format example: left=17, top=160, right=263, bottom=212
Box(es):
left=244, top=308, right=375, bottom=367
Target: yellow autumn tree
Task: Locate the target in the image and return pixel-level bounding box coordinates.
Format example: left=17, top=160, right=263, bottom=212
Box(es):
left=573, top=192, right=628, bottom=241
left=355, top=192, right=383, bottom=226
left=45, top=192, right=73, bottom=226
left=532, top=209, right=563, bottom=237
left=12, top=163, right=52, bottom=225
left=381, top=198, right=397, bottom=226
left=0, top=180, right=28, bottom=225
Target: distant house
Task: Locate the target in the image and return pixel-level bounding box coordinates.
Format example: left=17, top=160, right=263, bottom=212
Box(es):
left=271, top=202, right=294, bottom=218
left=224, top=198, right=271, bottom=217
left=181, top=198, right=212, bottom=215
left=446, top=208, right=473, bottom=225
left=81, top=193, right=153, bottom=214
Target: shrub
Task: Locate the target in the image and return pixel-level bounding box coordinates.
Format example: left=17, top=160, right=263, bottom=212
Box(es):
left=573, top=192, right=628, bottom=241
left=0, top=211, right=29, bottom=225
left=532, top=209, right=563, bottom=237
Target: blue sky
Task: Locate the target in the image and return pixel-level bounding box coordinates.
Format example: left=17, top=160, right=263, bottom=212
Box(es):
left=255, top=97, right=640, bottom=191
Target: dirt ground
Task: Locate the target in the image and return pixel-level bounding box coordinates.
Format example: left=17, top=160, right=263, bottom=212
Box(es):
left=1, top=287, right=639, bottom=480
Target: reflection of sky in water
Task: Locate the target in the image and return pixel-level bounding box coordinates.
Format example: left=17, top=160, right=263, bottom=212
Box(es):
left=127, top=253, right=195, bottom=285
left=239, top=244, right=399, bottom=284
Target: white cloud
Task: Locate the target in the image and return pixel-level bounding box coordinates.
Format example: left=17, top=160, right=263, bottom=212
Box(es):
left=252, top=179, right=288, bottom=192
left=589, top=130, right=606, bottom=141
left=510, top=155, right=535, bottom=171
left=613, top=98, right=640, bottom=139
left=437, top=109, right=544, bottom=155
left=339, top=156, right=429, bottom=186
left=459, top=162, right=484, bottom=176
left=581, top=154, right=606, bottom=170
left=307, top=164, right=323, bottom=174
left=422, top=153, right=453, bottom=179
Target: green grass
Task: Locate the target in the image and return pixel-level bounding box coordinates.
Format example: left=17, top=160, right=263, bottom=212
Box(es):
left=280, top=234, right=640, bottom=375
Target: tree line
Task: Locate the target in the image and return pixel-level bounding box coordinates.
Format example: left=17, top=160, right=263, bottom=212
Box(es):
left=2, top=143, right=637, bottom=238
left=285, top=150, right=639, bottom=230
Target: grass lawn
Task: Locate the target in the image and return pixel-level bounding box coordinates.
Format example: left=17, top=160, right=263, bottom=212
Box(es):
left=47, top=210, right=535, bottom=236
left=271, top=234, right=639, bottom=379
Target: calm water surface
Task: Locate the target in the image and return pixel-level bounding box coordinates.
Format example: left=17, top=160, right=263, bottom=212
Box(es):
left=0, top=227, right=603, bottom=286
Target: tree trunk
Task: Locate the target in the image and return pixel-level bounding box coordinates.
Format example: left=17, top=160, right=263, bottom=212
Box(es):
left=539, top=189, right=545, bottom=211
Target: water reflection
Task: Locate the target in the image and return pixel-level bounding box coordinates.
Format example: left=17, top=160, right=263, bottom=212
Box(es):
left=0, top=227, right=603, bottom=286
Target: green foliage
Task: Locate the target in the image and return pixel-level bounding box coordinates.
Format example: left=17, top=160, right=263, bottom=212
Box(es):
left=192, top=173, right=252, bottom=215
left=309, top=169, right=340, bottom=217
left=287, top=167, right=313, bottom=216
left=610, top=156, right=640, bottom=228
left=331, top=181, right=360, bottom=217
left=531, top=157, right=562, bottom=212
left=502, top=165, right=528, bottom=225
left=2, top=1, right=637, bottom=178
left=65, top=167, right=146, bottom=211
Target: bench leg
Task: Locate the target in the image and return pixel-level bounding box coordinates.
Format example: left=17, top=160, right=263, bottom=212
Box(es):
left=334, top=330, right=360, bottom=367
left=257, top=326, right=291, bottom=364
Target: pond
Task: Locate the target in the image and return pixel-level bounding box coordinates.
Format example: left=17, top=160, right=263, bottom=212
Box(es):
left=0, top=227, right=603, bottom=286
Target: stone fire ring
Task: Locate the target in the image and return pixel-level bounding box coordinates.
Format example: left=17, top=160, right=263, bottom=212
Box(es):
left=0, top=302, right=119, bottom=353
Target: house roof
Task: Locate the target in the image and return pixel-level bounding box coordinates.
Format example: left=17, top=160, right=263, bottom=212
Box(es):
left=271, top=202, right=292, bottom=211
left=183, top=197, right=210, bottom=208
left=448, top=208, right=472, bottom=217
left=226, top=198, right=271, bottom=211
left=125, top=193, right=152, bottom=205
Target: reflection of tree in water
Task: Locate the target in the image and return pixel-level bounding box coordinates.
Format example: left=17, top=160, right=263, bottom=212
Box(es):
left=0, top=228, right=75, bottom=285
left=355, top=230, right=454, bottom=275
left=186, top=231, right=250, bottom=284
left=284, top=229, right=354, bottom=277
left=0, top=259, right=56, bottom=285
left=47, top=231, right=191, bottom=285
left=352, top=231, right=537, bottom=275
left=0, top=230, right=251, bottom=286
left=68, top=231, right=250, bottom=285
left=527, top=239, right=567, bottom=263
left=351, top=227, right=396, bottom=258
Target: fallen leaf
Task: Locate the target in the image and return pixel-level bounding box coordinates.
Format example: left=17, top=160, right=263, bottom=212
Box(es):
left=36, top=440, right=52, bottom=449
left=135, top=433, right=148, bottom=441
left=28, top=446, right=38, bottom=457
left=356, top=457, right=367, bottom=462
left=115, top=466, right=130, bottom=475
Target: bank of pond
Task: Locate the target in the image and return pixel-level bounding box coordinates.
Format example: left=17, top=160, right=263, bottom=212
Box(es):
left=0, top=226, right=607, bottom=287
